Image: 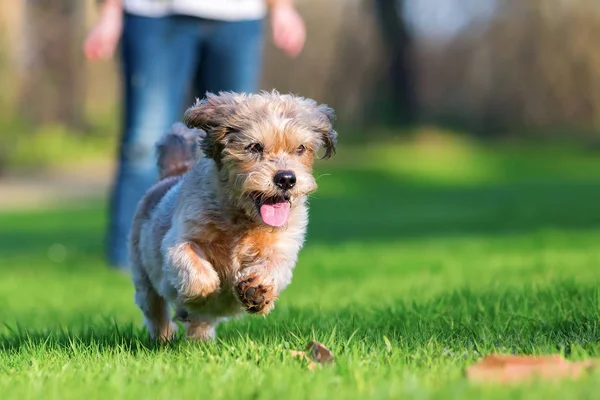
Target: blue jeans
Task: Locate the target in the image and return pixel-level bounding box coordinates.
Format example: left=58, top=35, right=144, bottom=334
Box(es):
left=107, top=13, right=264, bottom=268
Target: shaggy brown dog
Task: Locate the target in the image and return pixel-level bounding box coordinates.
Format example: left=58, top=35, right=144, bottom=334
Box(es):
left=129, top=91, right=337, bottom=341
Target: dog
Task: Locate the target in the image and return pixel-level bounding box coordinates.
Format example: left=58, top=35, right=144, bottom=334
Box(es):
left=129, top=91, right=337, bottom=341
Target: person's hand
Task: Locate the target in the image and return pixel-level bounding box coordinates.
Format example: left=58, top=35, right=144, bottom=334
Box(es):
left=270, top=3, right=306, bottom=58
left=83, top=2, right=123, bottom=61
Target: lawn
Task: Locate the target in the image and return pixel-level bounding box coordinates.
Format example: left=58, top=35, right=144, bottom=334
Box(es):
left=0, top=136, right=599, bottom=399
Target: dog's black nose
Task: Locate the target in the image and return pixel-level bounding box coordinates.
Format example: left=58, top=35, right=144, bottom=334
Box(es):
left=274, top=170, right=296, bottom=190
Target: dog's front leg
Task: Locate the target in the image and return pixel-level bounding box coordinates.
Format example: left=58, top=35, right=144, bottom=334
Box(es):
left=162, top=241, right=221, bottom=304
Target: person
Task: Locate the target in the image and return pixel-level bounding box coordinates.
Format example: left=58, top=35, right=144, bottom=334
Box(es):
left=84, top=0, right=307, bottom=269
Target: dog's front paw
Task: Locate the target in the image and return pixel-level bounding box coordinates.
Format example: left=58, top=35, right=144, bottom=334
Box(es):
left=235, top=273, right=278, bottom=315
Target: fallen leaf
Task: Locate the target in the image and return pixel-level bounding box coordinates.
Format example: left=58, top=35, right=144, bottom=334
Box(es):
left=290, top=341, right=335, bottom=370
left=467, top=355, right=595, bottom=384
left=305, top=341, right=334, bottom=364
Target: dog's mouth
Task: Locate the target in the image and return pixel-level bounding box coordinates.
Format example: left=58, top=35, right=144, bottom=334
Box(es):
left=250, top=192, right=291, bottom=227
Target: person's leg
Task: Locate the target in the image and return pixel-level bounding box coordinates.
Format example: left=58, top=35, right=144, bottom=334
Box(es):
left=196, top=19, right=265, bottom=96
left=108, top=13, right=200, bottom=269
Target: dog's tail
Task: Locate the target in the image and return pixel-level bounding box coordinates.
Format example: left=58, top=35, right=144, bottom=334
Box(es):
left=156, top=123, right=204, bottom=180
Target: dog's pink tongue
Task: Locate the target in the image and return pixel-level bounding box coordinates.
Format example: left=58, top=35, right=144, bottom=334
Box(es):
left=260, top=202, right=291, bottom=227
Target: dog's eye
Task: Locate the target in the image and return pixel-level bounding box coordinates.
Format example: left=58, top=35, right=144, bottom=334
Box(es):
left=296, top=144, right=306, bottom=155
left=247, top=143, right=264, bottom=154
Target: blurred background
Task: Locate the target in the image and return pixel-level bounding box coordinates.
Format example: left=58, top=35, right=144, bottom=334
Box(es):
left=1, top=0, right=599, bottom=165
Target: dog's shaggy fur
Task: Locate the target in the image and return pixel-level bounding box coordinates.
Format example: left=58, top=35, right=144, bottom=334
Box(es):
left=129, top=91, right=337, bottom=341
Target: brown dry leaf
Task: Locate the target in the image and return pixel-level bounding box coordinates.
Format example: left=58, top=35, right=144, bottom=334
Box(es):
left=467, top=355, right=595, bottom=384
left=290, top=341, right=335, bottom=370
left=305, top=341, right=335, bottom=364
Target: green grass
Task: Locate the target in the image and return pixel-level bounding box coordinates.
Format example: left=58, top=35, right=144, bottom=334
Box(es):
left=1, top=137, right=600, bottom=399
left=0, top=118, right=118, bottom=172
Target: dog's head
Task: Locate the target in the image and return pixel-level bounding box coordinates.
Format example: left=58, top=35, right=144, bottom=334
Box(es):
left=184, top=91, right=337, bottom=227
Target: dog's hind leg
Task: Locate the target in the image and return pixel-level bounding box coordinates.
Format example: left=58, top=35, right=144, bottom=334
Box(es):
left=183, top=314, right=218, bottom=341
left=133, top=270, right=179, bottom=342
left=130, top=208, right=179, bottom=341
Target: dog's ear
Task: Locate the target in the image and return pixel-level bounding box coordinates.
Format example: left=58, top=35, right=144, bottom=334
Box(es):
left=183, top=92, right=245, bottom=162
left=308, top=103, right=338, bottom=160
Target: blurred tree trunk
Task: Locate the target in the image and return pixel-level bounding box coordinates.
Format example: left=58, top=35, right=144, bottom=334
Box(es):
left=373, top=0, right=416, bottom=124
left=19, top=0, right=85, bottom=130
